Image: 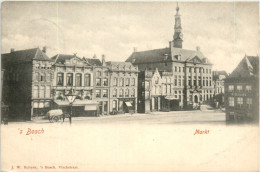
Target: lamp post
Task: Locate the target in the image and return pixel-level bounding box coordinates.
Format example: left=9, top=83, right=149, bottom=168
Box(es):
left=66, top=88, right=77, bottom=125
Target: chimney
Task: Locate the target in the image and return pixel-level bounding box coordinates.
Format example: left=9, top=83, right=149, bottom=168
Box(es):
left=102, top=54, right=106, bottom=66
left=196, top=46, right=200, bottom=51
left=133, top=47, right=137, bottom=52
left=42, top=46, right=47, bottom=53
left=169, top=41, right=172, bottom=48
left=93, top=54, right=97, bottom=59
left=10, top=48, right=15, bottom=53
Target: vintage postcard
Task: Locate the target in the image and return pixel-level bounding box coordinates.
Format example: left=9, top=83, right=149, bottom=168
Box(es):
left=1, top=1, right=259, bottom=172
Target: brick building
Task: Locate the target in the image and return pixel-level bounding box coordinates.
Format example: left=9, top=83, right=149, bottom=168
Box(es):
left=106, top=61, right=138, bottom=114
left=126, top=5, right=214, bottom=110
left=224, top=55, right=259, bottom=123
left=51, top=54, right=99, bottom=116
left=2, top=47, right=53, bottom=120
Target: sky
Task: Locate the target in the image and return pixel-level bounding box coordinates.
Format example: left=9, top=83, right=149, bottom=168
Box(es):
left=1, top=1, right=259, bottom=73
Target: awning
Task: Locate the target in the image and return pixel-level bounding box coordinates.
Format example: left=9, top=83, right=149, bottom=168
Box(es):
left=54, top=100, right=98, bottom=106
left=164, top=96, right=179, bottom=100
left=85, top=104, right=97, bottom=111
left=125, top=102, right=132, bottom=107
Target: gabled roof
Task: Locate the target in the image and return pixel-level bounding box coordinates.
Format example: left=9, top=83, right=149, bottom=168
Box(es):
left=126, top=47, right=210, bottom=64
left=1, top=48, right=50, bottom=65
left=83, top=58, right=102, bottom=66
left=51, top=54, right=90, bottom=65
left=228, top=55, right=259, bottom=78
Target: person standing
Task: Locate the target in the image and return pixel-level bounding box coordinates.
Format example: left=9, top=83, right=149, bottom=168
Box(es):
left=69, top=114, right=72, bottom=125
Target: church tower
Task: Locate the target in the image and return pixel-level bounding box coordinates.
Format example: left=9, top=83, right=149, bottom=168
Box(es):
left=173, top=3, right=183, bottom=48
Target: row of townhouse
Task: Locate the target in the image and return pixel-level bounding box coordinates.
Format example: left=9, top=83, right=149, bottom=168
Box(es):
left=1, top=48, right=138, bottom=120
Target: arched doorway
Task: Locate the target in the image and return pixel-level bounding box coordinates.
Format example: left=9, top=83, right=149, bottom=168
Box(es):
left=194, top=95, right=198, bottom=103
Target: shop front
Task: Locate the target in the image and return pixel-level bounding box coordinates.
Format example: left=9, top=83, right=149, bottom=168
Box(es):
left=52, top=99, right=98, bottom=117
left=118, top=98, right=135, bottom=114
left=162, top=96, right=180, bottom=111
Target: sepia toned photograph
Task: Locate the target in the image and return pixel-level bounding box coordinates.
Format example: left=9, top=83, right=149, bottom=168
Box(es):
left=1, top=1, right=259, bottom=172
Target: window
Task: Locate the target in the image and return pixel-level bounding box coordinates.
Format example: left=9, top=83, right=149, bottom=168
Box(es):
left=189, top=68, right=191, bottom=72
left=104, top=71, right=108, bottom=76
left=119, top=78, right=124, bottom=86
left=113, top=89, right=117, bottom=97
left=188, top=76, right=191, bottom=86
left=246, top=85, right=252, bottom=92
left=193, top=76, right=196, bottom=86
left=237, top=85, right=242, bottom=92
left=33, top=86, right=39, bottom=98
left=198, top=77, right=201, bottom=86
left=46, top=73, right=50, bottom=82
left=75, top=73, right=82, bottom=86
left=45, top=86, right=51, bottom=98
left=39, top=86, right=44, bottom=98
left=131, top=78, right=135, bottom=86
left=57, top=73, right=64, bottom=86
left=126, top=78, right=130, bottom=86
left=246, top=98, right=252, bottom=109
left=125, top=89, right=129, bottom=97
left=167, top=85, right=171, bottom=94
left=103, top=78, right=108, bottom=86
left=178, top=79, right=181, bottom=86
left=209, top=78, right=212, bottom=86
left=209, top=69, right=211, bottom=74
left=96, top=78, right=101, bottom=86
left=67, top=73, right=73, bottom=86
left=163, top=85, right=166, bottom=95
left=84, top=74, right=91, bottom=86
left=174, top=76, right=177, bottom=86
left=175, top=66, right=177, bottom=72
left=119, top=89, right=123, bottom=97
left=206, top=77, right=208, bottom=86
left=112, top=100, right=117, bottom=110
left=229, top=97, right=234, bottom=107
left=40, top=74, right=45, bottom=82
left=145, top=81, right=150, bottom=90
left=113, top=78, right=118, bottom=86
left=206, top=69, right=208, bottom=73
left=155, top=77, right=159, bottom=84
left=228, top=85, right=234, bottom=92
left=237, top=97, right=243, bottom=108
left=96, top=90, right=101, bottom=98
left=179, top=67, right=181, bottom=72
left=103, top=89, right=108, bottom=98
left=34, top=73, right=39, bottom=82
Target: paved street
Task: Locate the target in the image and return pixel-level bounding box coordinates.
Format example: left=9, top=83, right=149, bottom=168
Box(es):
left=8, top=110, right=226, bottom=125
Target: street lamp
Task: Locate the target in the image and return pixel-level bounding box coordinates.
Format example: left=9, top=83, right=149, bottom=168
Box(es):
left=66, top=88, right=77, bottom=124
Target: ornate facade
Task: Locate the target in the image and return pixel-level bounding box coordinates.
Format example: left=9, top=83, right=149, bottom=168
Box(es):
left=51, top=54, right=98, bottom=116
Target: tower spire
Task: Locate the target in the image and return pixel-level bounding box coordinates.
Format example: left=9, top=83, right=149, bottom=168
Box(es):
left=173, top=2, right=183, bottom=48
